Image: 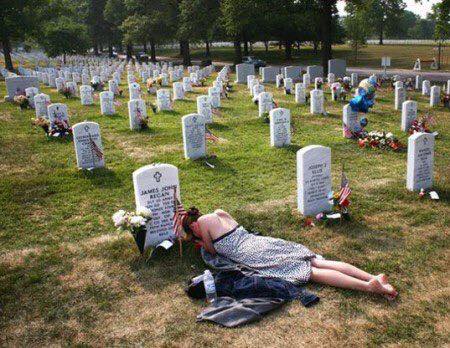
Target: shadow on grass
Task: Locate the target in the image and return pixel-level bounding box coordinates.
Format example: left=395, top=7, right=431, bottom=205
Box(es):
left=208, top=123, right=230, bottom=131
left=76, top=167, right=122, bottom=187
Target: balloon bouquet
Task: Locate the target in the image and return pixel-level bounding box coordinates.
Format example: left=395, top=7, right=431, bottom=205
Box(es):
left=348, top=75, right=378, bottom=133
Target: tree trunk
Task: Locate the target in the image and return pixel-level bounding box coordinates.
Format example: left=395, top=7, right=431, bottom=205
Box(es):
left=63, top=53, right=66, bottom=64
left=378, top=21, right=384, bottom=45
left=205, top=40, right=210, bottom=57
left=313, top=41, right=319, bottom=55
left=243, top=40, right=249, bottom=56
left=285, top=40, right=292, bottom=60
left=126, top=44, right=133, bottom=61
left=93, top=42, right=99, bottom=56
left=438, top=41, right=442, bottom=70
left=1, top=32, right=14, bottom=71
left=150, top=40, right=156, bottom=62
left=278, top=41, right=282, bottom=50
left=321, top=1, right=334, bottom=76
left=179, top=41, right=184, bottom=56
left=264, top=41, right=269, bottom=52
left=143, top=42, right=147, bottom=54
left=233, top=40, right=242, bottom=65
left=108, top=44, right=113, bottom=58
left=181, top=40, right=191, bottom=66
left=250, top=42, right=253, bottom=53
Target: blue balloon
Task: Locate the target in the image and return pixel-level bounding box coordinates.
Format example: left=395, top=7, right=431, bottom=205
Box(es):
left=360, top=117, right=368, bottom=127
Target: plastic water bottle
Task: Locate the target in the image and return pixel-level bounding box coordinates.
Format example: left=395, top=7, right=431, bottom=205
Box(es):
left=203, top=270, right=217, bottom=306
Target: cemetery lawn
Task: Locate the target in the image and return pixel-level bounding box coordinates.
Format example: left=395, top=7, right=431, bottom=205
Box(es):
left=161, top=44, right=450, bottom=71
left=1, top=74, right=449, bottom=347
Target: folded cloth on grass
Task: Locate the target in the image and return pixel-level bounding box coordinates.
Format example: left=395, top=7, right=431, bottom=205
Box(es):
left=196, top=297, right=285, bottom=328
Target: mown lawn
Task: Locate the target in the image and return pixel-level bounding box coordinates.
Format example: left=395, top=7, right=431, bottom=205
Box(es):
left=0, top=69, right=449, bottom=346
left=160, top=43, right=450, bottom=71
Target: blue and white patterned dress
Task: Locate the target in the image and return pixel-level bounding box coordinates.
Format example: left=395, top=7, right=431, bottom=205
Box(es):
left=213, top=226, right=316, bottom=284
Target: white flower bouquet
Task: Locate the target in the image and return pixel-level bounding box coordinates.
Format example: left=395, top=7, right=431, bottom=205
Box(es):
left=112, top=208, right=153, bottom=237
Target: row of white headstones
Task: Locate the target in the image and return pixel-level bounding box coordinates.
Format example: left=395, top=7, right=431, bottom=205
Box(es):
left=22, top=63, right=437, bottom=249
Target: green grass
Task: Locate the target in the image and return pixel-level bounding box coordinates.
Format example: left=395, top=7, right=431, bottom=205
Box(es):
left=0, top=70, right=449, bottom=346
left=160, top=43, right=450, bottom=71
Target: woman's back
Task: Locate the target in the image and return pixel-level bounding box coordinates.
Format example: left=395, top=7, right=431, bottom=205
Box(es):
left=198, top=209, right=238, bottom=241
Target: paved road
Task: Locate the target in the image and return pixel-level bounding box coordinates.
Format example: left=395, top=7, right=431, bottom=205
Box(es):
left=133, top=55, right=450, bottom=83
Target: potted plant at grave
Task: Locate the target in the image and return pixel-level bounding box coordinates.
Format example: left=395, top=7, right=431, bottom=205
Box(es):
left=408, top=114, right=435, bottom=135
left=61, top=86, right=72, bottom=99
left=442, top=93, right=450, bottom=108
left=13, top=95, right=30, bottom=110
left=112, top=208, right=153, bottom=254
left=32, top=117, right=50, bottom=134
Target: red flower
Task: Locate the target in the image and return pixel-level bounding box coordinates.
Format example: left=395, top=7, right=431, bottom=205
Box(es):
left=358, top=139, right=366, bottom=148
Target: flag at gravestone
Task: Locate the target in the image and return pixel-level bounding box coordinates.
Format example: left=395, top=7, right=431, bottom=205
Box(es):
left=72, top=122, right=105, bottom=169
left=128, top=99, right=148, bottom=130
left=297, top=145, right=332, bottom=216
left=182, top=114, right=206, bottom=160
left=269, top=108, right=291, bottom=148
left=132, top=164, right=180, bottom=250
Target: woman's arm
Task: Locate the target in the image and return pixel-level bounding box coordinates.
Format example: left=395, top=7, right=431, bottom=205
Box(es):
left=198, top=223, right=216, bottom=255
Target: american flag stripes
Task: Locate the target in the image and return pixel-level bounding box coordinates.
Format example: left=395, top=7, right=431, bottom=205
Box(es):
left=172, top=187, right=187, bottom=238
left=339, top=168, right=351, bottom=205
left=205, top=127, right=220, bottom=143
left=89, top=134, right=104, bottom=160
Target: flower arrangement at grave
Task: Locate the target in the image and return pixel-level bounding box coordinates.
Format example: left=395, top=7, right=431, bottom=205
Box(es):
left=33, top=117, right=72, bottom=138
left=441, top=92, right=450, bottom=108
left=316, top=79, right=323, bottom=90
left=408, top=114, right=435, bottom=135
left=91, top=81, right=104, bottom=92
left=13, top=95, right=30, bottom=110
left=357, top=131, right=403, bottom=151
left=112, top=208, right=153, bottom=249
left=61, top=86, right=73, bottom=99
left=146, top=101, right=158, bottom=114
left=136, top=108, right=149, bottom=129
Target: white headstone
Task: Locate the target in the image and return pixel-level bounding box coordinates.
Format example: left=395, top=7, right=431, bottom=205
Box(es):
left=252, top=84, right=265, bottom=98
left=197, top=95, right=213, bottom=124
left=297, top=145, right=332, bottom=216
left=80, top=85, right=94, bottom=105
left=406, top=132, right=434, bottom=191
left=327, top=73, right=335, bottom=84
left=415, top=75, right=422, bottom=90
left=182, top=77, right=193, bottom=92
left=182, top=114, right=206, bottom=160
left=66, top=81, right=77, bottom=96
left=284, top=78, right=293, bottom=94
left=261, top=67, right=279, bottom=83
left=129, top=82, right=141, bottom=100
left=295, top=83, right=306, bottom=104
left=328, top=59, right=346, bottom=78
left=258, top=92, right=273, bottom=117
left=351, top=73, right=358, bottom=87
left=109, top=80, right=120, bottom=96
left=235, top=63, right=255, bottom=84
left=303, top=73, right=311, bottom=87
left=401, top=101, right=418, bottom=132
left=422, top=80, right=431, bottom=96
left=269, top=108, right=291, bottom=147
left=55, top=77, right=65, bottom=92
left=331, top=82, right=341, bottom=101
left=310, top=89, right=324, bottom=114
left=48, top=103, right=70, bottom=129
left=343, top=104, right=358, bottom=137
left=395, top=87, right=406, bottom=110
left=284, top=66, right=301, bottom=80
left=128, top=99, right=148, bottom=130
left=73, top=121, right=105, bottom=169
left=247, top=75, right=256, bottom=90
left=173, top=82, right=185, bottom=100
left=34, top=93, right=50, bottom=119
left=100, top=91, right=115, bottom=115
left=132, top=164, right=180, bottom=248
left=156, top=89, right=172, bottom=111
left=430, top=86, right=440, bottom=107
left=25, top=87, right=39, bottom=108
left=208, top=87, right=221, bottom=108
left=306, top=65, right=323, bottom=80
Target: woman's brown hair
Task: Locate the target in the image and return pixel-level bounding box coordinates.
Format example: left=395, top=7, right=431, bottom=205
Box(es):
left=182, top=206, right=202, bottom=235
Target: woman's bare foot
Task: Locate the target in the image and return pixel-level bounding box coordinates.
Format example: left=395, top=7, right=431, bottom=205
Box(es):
left=375, top=274, right=398, bottom=300
left=368, top=278, right=398, bottom=300
left=376, top=273, right=388, bottom=284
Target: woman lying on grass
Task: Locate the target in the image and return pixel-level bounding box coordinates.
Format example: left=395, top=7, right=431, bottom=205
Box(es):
left=182, top=208, right=398, bottom=300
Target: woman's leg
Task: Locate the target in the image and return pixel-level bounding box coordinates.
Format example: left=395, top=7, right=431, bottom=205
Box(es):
left=311, top=258, right=376, bottom=282
left=310, top=267, right=396, bottom=296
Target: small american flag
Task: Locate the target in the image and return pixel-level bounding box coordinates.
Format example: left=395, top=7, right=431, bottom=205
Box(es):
left=205, top=127, right=220, bottom=143
left=89, top=134, right=104, bottom=160
left=339, top=168, right=351, bottom=205
left=172, top=187, right=187, bottom=238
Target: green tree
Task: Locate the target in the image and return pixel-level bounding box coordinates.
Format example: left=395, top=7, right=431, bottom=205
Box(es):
left=40, top=17, right=90, bottom=63
left=432, top=0, right=450, bottom=69
left=0, top=0, right=47, bottom=71
left=344, top=3, right=370, bottom=64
